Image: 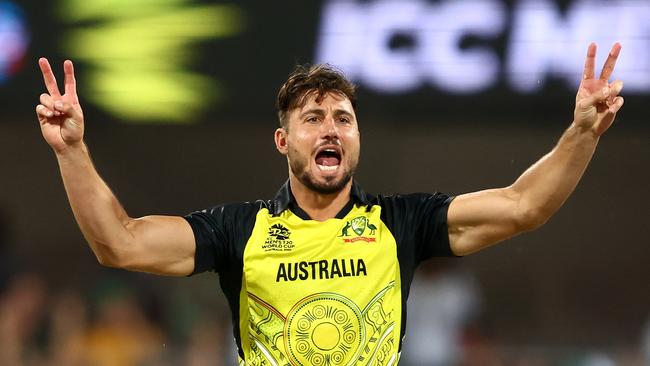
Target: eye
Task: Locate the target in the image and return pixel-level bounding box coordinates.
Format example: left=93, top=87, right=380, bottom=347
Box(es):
left=339, top=116, right=351, bottom=124
left=306, top=116, right=319, bottom=123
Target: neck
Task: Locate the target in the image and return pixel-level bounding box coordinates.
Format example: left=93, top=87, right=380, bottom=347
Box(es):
left=289, top=174, right=353, bottom=221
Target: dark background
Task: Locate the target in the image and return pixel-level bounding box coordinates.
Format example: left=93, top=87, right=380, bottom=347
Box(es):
left=1, top=0, right=649, bottom=364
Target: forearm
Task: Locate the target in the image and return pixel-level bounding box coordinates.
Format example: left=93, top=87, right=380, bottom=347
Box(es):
left=448, top=43, right=623, bottom=255
left=55, top=142, right=133, bottom=264
left=36, top=59, right=196, bottom=275
left=510, top=122, right=598, bottom=227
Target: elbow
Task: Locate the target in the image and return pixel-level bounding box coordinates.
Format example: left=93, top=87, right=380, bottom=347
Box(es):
left=89, top=221, right=139, bottom=269
left=90, top=240, right=129, bottom=269
left=94, top=248, right=122, bottom=269
left=505, top=188, right=551, bottom=233
left=515, top=207, right=550, bottom=232
left=96, top=254, right=118, bottom=268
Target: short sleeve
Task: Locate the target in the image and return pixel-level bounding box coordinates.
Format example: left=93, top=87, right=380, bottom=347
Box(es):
left=184, top=206, right=229, bottom=275
left=184, top=202, right=260, bottom=276
left=415, top=194, right=456, bottom=260
left=378, top=193, right=457, bottom=263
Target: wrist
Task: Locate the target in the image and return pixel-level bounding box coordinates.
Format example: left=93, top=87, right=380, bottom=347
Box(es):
left=570, top=121, right=600, bottom=142
left=54, top=141, right=88, bottom=162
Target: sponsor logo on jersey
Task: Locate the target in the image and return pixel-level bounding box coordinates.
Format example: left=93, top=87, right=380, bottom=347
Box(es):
left=263, top=223, right=294, bottom=252
left=276, top=258, right=367, bottom=282
left=339, top=216, right=377, bottom=243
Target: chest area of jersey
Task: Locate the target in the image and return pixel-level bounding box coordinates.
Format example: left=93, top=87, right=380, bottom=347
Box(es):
left=243, top=205, right=398, bottom=312
left=241, top=205, right=401, bottom=364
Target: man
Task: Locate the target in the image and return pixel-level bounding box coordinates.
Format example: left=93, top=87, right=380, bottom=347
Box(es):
left=35, top=43, right=624, bottom=364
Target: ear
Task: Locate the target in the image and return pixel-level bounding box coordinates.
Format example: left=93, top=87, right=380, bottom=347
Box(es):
left=274, top=127, right=288, bottom=155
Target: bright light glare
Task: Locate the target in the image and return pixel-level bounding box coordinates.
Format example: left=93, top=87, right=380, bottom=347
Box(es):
left=59, top=0, right=244, bottom=123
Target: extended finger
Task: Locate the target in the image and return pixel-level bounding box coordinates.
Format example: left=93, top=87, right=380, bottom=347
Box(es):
left=599, top=43, right=621, bottom=81
left=38, top=58, right=61, bottom=98
left=63, top=60, right=77, bottom=101
left=583, top=43, right=596, bottom=80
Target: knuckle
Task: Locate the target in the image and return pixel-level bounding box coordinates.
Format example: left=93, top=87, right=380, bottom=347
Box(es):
left=35, top=105, right=47, bottom=115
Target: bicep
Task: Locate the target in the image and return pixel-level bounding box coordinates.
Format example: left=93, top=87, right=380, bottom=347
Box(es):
left=121, top=215, right=196, bottom=276
left=447, top=187, right=524, bottom=255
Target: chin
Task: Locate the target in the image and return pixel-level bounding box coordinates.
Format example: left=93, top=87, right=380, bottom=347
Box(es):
left=299, top=171, right=352, bottom=195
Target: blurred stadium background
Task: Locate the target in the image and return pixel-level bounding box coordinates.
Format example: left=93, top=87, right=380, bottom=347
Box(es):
left=1, top=0, right=649, bottom=365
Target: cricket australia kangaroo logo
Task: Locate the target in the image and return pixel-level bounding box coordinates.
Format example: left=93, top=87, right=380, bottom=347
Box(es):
left=339, top=216, right=377, bottom=243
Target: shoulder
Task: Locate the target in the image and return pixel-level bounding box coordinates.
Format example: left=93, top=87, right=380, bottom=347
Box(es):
left=369, top=192, right=454, bottom=233
left=184, top=200, right=277, bottom=238
left=370, top=192, right=457, bottom=258
left=371, top=192, right=453, bottom=210
left=187, top=199, right=273, bottom=219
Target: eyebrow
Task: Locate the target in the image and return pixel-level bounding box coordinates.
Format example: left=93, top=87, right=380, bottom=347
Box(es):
left=300, top=108, right=354, bottom=119
left=300, top=108, right=325, bottom=118
left=333, top=109, right=353, bottom=118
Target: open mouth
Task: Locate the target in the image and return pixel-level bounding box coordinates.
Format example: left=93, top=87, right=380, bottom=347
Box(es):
left=315, top=147, right=342, bottom=171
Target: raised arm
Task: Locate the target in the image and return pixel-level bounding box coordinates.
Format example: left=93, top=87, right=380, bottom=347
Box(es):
left=447, top=43, right=624, bottom=256
left=35, top=58, right=195, bottom=276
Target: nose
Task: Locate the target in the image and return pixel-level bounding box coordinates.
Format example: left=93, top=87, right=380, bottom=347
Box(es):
left=321, top=116, right=339, bottom=139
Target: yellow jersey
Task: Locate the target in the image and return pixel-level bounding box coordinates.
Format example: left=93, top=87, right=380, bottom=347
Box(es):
left=185, top=181, right=455, bottom=365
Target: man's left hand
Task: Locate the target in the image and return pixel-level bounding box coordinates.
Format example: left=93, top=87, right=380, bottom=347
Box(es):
left=574, top=43, right=624, bottom=137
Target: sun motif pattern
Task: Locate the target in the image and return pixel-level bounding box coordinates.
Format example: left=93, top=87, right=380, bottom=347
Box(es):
left=246, top=282, right=396, bottom=365
left=284, top=293, right=364, bottom=365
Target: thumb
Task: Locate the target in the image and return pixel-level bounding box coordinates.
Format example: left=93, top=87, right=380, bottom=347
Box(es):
left=54, top=100, right=83, bottom=123
left=578, top=86, right=610, bottom=110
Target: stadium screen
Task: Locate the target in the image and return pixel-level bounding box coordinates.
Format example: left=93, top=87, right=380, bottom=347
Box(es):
left=3, top=0, right=649, bottom=125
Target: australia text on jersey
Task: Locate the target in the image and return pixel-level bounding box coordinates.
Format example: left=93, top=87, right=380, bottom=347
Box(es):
left=276, top=258, right=367, bottom=282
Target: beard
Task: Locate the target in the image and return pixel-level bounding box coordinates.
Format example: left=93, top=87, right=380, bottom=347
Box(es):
left=288, top=147, right=357, bottom=195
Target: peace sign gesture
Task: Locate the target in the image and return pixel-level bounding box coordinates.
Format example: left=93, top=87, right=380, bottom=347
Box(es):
left=574, top=43, right=624, bottom=137
left=35, top=58, right=84, bottom=153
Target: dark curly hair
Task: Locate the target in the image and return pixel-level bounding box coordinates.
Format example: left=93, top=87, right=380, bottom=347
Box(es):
left=276, top=64, right=357, bottom=129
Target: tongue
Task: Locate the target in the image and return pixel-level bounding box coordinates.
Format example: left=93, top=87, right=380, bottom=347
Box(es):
left=316, top=156, right=340, bottom=166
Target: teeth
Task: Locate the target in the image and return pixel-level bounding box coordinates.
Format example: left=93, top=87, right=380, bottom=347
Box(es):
left=317, top=164, right=339, bottom=171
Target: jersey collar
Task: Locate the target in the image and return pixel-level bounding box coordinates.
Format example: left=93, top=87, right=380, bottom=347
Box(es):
left=272, top=179, right=370, bottom=219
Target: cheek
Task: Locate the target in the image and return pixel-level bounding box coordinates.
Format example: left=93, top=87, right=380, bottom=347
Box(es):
left=287, top=139, right=311, bottom=164
left=288, top=133, right=315, bottom=154
left=345, top=133, right=361, bottom=156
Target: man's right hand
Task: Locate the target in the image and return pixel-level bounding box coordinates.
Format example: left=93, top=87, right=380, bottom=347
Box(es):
left=36, top=58, right=84, bottom=153
left=35, top=58, right=196, bottom=277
